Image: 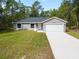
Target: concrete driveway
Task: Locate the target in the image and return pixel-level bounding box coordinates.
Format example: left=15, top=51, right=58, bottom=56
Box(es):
left=46, top=32, right=79, bottom=59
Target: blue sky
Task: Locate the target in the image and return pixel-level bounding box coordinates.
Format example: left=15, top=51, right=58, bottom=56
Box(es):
left=15, top=0, right=62, bottom=10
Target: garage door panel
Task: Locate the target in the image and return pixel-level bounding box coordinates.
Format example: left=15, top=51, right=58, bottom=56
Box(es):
left=46, top=25, right=64, bottom=32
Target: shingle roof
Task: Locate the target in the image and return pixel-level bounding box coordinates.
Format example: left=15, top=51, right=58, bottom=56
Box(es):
left=13, top=17, right=67, bottom=24
left=16, top=17, right=48, bottom=23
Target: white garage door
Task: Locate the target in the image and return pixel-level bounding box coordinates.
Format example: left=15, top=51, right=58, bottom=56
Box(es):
left=46, top=25, right=64, bottom=32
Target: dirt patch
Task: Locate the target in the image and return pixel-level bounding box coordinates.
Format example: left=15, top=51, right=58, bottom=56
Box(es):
left=25, top=47, right=55, bottom=59
left=72, top=29, right=79, bottom=34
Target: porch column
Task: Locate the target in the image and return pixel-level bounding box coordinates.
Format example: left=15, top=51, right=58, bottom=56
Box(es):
left=34, top=24, right=37, bottom=31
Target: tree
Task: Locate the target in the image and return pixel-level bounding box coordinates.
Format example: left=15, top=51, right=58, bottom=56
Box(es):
left=50, top=9, right=58, bottom=17
left=0, top=0, right=7, bottom=30
left=0, top=0, right=27, bottom=31
left=56, top=0, right=73, bottom=29
left=72, top=0, right=79, bottom=29
left=30, top=1, right=42, bottom=17
left=40, top=8, right=45, bottom=17
left=25, top=6, right=31, bottom=17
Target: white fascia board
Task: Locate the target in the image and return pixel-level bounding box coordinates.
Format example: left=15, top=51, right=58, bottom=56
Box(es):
left=12, top=22, right=42, bottom=24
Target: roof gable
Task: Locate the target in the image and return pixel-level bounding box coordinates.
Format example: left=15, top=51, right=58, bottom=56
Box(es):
left=43, top=17, right=68, bottom=23
left=44, top=18, right=66, bottom=25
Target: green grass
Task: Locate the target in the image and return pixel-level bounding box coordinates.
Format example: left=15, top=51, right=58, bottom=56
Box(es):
left=0, top=30, right=53, bottom=59
left=67, top=30, right=79, bottom=39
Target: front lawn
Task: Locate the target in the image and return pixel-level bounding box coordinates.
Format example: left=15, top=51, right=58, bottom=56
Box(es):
left=67, top=30, right=79, bottom=39
left=0, top=30, right=54, bottom=59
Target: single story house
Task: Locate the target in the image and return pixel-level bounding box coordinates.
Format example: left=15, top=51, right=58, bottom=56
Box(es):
left=12, top=17, right=67, bottom=32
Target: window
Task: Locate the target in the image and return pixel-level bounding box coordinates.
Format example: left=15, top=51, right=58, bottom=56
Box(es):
left=17, top=24, right=21, bottom=28
left=31, top=24, right=34, bottom=28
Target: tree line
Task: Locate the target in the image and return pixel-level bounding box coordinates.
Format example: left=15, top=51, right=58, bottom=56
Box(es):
left=0, top=0, right=79, bottom=31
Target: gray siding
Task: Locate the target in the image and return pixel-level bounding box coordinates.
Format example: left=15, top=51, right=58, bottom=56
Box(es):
left=44, top=19, right=65, bottom=25
left=22, top=24, right=30, bottom=29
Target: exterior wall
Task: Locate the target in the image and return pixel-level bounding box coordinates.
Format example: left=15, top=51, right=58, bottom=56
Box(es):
left=37, top=23, right=42, bottom=30
left=30, top=24, right=37, bottom=31
left=15, top=24, right=22, bottom=30
left=13, top=24, right=16, bottom=29
left=14, top=23, right=42, bottom=31
left=34, top=24, right=37, bottom=31
left=22, top=24, right=38, bottom=31
left=43, top=24, right=46, bottom=31
left=22, top=24, right=30, bottom=30
left=14, top=23, right=30, bottom=30
left=64, top=23, right=66, bottom=32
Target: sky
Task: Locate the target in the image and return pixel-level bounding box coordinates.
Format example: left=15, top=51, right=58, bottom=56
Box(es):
left=15, top=0, right=62, bottom=10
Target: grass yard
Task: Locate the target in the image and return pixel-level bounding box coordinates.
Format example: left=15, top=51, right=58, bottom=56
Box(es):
left=0, top=30, right=54, bottom=59
left=67, top=30, right=79, bottom=39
